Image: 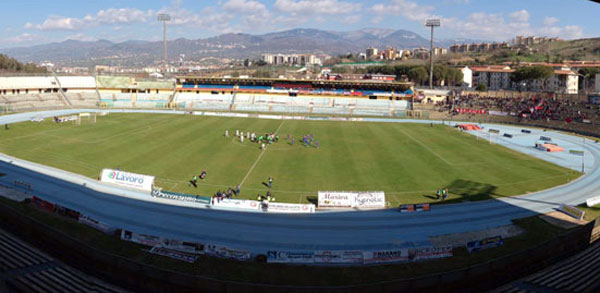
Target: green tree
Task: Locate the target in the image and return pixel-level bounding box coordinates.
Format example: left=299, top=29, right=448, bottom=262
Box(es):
left=476, top=83, right=487, bottom=92
left=579, top=68, right=598, bottom=92
left=511, top=66, right=554, bottom=91
left=407, top=66, right=428, bottom=85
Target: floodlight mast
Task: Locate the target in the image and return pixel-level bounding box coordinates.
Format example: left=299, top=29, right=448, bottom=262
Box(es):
left=425, top=19, right=440, bottom=89
left=158, top=14, right=171, bottom=78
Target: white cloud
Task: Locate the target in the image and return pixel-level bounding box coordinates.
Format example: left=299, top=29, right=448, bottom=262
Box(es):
left=64, top=33, right=98, bottom=42
left=444, top=10, right=582, bottom=41
left=25, top=8, right=153, bottom=31
left=341, top=15, right=361, bottom=25
left=370, top=0, right=438, bottom=22
left=274, top=0, right=361, bottom=15
left=5, top=33, right=37, bottom=43
left=543, top=16, right=559, bottom=26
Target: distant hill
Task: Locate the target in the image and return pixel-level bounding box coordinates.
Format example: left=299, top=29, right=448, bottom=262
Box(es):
left=0, top=27, right=487, bottom=66
left=0, top=54, right=47, bottom=73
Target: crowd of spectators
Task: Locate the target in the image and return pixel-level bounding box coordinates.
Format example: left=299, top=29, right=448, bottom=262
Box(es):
left=438, top=93, right=600, bottom=124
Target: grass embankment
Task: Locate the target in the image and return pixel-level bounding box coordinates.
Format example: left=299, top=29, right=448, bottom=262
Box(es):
left=0, top=113, right=579, bottom=206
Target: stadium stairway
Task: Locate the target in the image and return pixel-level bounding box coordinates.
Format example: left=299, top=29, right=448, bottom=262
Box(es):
left=51, top=72, right=73, bottom=109
left=492, top=240, right=600, bottom=293
left=0, top=228, right=126, bottom=293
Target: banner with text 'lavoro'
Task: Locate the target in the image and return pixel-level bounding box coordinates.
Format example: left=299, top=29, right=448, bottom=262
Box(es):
left=100, top=169, right=154, bottom=192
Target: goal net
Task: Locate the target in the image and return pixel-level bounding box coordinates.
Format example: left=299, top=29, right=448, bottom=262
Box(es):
left=75, top=112, right=97, bottom=125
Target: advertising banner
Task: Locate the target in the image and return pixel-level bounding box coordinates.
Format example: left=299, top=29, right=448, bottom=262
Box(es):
left=161, top=238, right=204, bottom=254
left=314, top=250, right=364, bottom=264
left=78, top=215, right=112, bottom=233
left=267, top=251, right=315, bottom=264
left=100, top=169, right=154, bottom=192
left=266, top=202, right=316, bottom=213
left=467, top=236, right=504, bottom=254
left=204, top=244, right=252, bottom=261
left=354, top=192, right=386, bottom=208
left=455, top=108, right=487, bottom=115
left=151, top=189, right=211, bottom=204
left=318, top=191, right=354, bottom=208
left=31, top=196, right=56, bottom=213
left=412, top=246, right=453, bottom=261
left=363, top=249, right=409, bottom=264
left=120, top=230, right=162, bottom=247
left=149, top=246, right=198, bottom=263
left=318, top=191, right=386, bottom=208
left=212, top=198, right=261, bottom=211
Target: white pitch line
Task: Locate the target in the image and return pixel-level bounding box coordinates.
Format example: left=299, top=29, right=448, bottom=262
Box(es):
left=239, top=120, right=285, bottom=187
left=398, top=128, right=454, bottom=166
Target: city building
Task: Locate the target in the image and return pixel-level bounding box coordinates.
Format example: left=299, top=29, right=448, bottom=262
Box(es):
left=366, top=47, right=378, bottom=59
left=465, top=65, right=578, bottom=94
left=514, top=36, right=559, bottom=47
left=432, top=47, right=448, bottom=56
left=450, top=42, right=510, bottom=53
left=261, top=53, right=321, bottom=66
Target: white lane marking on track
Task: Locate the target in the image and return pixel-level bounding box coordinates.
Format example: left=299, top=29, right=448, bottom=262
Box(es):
left=238, top=120, right=285, bottom=187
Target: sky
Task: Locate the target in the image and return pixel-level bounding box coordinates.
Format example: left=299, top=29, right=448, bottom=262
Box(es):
left=1, top=0, right=598, bottom=48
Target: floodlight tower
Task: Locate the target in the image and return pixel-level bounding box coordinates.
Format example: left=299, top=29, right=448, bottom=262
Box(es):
left=425, top=19, right=440, bottom=89
left=158, top=14, right=171, bottom=78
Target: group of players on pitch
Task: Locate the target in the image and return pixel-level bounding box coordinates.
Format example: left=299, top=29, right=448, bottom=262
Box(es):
left=225, top=129, right=320, bottom=149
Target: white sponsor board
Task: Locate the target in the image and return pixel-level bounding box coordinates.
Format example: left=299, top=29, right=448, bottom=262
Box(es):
left=266, top=202, right=315, bottom=213
left=314, top=250, right=364, bottom=264
left=363, top=249, right=409, bottom=264
left=194, top=111, right=250, bottom=118
left=78, top=215, right=111, bottom=233
left=354, top=192, right=386, bottom=208
left=204, top=244, right=252, bottom=261
left=149, top=246, right=198, bottom=263
left=120, top=230, right=162, bottom=247
left=212, top=198, right=261, bottom=211
left=586, top=195, right=600, bottom=207
left=100, top=169, right=154, bottom=192
left=318, top=192, right=354, bottom=208
left=257, top=114, right=283, bottom=120
left=161, top=238, right=204, bottom=254
left=267, top=251, right=315, bottom=264
left=318, top=191, right=386, bottom=208
left=412, top=246, right=453, bottom=261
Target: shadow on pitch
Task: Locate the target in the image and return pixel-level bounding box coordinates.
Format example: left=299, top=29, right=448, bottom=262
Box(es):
left=306, top=196, right=318, bottom=205
left=423, top=179, right=498, bottom=204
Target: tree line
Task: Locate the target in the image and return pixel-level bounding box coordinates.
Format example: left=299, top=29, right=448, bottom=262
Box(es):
left=366, top=64, right=464, bottom=87
left=0, top=54, right=47, bottom=73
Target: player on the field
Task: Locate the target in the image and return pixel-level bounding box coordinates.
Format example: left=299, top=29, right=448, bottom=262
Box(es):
left=200, top=170, right=207, bottom=180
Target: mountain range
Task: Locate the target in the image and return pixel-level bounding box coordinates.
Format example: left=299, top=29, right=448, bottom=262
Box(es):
left=0, top=28, right=487, bottom=66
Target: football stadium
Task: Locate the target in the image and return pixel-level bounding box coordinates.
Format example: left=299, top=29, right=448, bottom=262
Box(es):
left=1, top=73, right=600, bottom=292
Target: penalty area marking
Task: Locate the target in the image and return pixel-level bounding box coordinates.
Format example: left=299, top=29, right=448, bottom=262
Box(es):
left=238, top=120, right=285, bottom=187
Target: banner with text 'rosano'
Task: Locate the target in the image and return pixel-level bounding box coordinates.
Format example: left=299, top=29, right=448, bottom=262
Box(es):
left=100, top=169, right=154, bottom=192
left=318, top=191, right=385, bottom=208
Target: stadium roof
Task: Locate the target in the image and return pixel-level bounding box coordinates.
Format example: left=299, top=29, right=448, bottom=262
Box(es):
left=176, top=76, right=413, bottom=91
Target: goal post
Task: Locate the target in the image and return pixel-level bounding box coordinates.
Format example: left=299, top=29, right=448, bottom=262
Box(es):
left=76, top=112, right=97, bottom=125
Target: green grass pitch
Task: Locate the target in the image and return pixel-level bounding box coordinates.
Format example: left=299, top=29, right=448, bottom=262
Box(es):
left=0, top=113, right=580, bottom=206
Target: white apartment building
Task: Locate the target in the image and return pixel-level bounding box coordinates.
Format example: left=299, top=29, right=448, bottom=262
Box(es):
left=261, top=53, right=321, bottom=66
left=464, top=65, right=578, bottom=94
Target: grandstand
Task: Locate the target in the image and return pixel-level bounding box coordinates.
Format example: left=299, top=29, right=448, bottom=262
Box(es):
left=0, top=75, right=415, bottom=116
left=0, top=228, right=124, bottom=293
left=494, top=240, right=600, bottom=292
